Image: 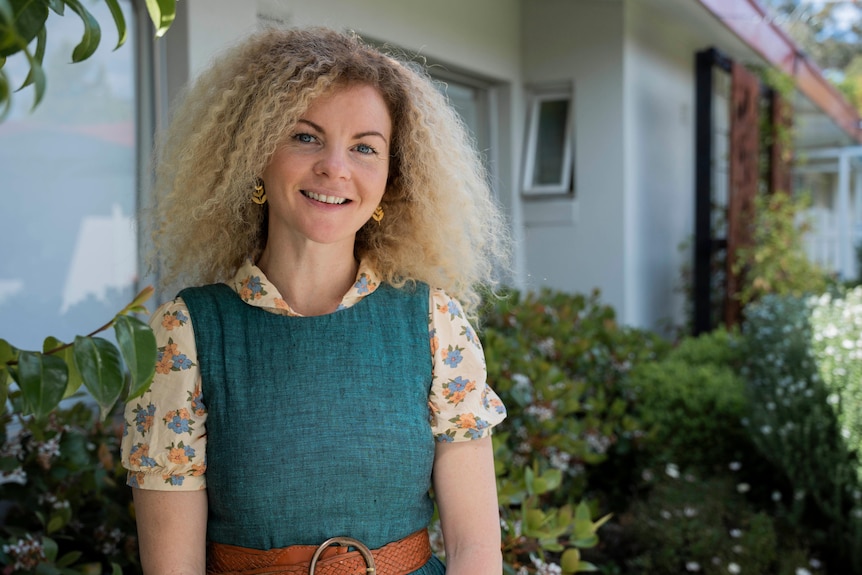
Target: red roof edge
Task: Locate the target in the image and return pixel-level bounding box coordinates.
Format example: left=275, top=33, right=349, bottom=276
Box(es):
left=697, top=0, right=862, bottom=144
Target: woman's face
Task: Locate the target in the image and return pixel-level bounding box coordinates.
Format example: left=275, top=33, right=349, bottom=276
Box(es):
left=261, top=83, right=392, bottom=252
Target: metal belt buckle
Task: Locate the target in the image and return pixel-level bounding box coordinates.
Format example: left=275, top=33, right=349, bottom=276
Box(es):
left=308, top=536, right=376, bottom=575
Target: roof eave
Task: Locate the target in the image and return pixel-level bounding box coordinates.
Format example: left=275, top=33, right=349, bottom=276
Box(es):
left=696, top=0, right=862, bottom=144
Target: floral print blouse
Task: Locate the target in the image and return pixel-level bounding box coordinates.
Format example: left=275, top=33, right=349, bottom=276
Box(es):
left=121, top=260, right=506, bottom=490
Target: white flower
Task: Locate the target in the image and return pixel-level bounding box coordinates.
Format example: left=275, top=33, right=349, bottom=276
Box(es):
left=772, top=490, right=782, bottom=502
left=760, top=425, right=772, bottom=435
left=525, top=404, right=554, bottom=422
left=531, top=556, right=562, bottom=575
left=736, top=483, right=750, bottom=494
left=512, top=373, right=532, bottom=390
left=729, top=528, right=742, bottom=538
left=548, top=449, right=571, bottom=471
left=684, top=506, right=698, bottom=518
left=0, top=467, right=27, bottom=486
left=686, top=562, right=701, bottom=572
left=809, top=558, right=822, bottom=569
left=665, top=463, right=680, bottom=479
left=660, top=510, right=672, bottom=520
left=795, top=569, right=812, bottom=575
left=728, top=461, right=742, bottom=471
left=728, top=562, right=741, bottom=574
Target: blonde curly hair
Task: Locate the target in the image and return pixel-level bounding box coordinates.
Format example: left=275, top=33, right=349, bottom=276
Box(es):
left=148, top=26, right=509, bottom=315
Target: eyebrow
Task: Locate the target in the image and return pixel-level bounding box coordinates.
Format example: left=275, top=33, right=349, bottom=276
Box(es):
left=296, top=119, right=389, bottom=144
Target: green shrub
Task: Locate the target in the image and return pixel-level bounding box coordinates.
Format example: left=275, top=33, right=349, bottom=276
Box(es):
left=0, top=397, right=140, bottom=575
left=629, top=329, right=752, bottom=473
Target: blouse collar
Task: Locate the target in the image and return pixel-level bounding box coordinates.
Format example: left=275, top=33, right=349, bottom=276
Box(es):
left=229, top=259, right=381, bottom=317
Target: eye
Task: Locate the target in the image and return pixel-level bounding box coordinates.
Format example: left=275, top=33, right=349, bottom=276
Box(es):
left=293, top=133, right=317, bottom=144
left=354, top=143, right=377, bottom=155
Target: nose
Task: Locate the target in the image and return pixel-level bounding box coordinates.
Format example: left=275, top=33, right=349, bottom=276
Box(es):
left=314, top=147, right=350, bottom=180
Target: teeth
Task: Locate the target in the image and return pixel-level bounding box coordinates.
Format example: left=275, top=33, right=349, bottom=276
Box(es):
left=304, top=190, right=347, bottom=205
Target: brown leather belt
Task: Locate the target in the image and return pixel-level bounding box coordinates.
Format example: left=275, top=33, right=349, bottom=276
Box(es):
left=206, top=529, right=432, bottom=575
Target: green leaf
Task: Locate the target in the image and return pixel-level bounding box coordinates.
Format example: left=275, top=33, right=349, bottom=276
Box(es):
left=63, top=0, right=101, bottom=62
left=41, top=535, right=59, bottom=562
left=114, top=315, right=156, bottom=399
left=524, top=464, right=535, bottom=495
left=561, top=548, right=581, bottom=573
left=576, top=561, right=598, bottom=572
left=525, top=508, right=545, bottom=532
left=542, top=468, right=562, bottom=492
left=46, top=513, right=66, bottom=533
left=73, top=336, right=124, bottom=420
left=110, top=563, right=122, bottom=575
left=0, top=338, right=16, bottom=365
left=19, top=43, right=46, bottom=109
left=0, top=0, right=49, bottom=58
left=120, top=285, right=155, bottom=315
left=144, top=0, right=175, bottom=38
left=43, top=336, right=83, bottom=398
left=19, top=25, right=45, bottom=90
left=571, top=534, right=598, bottom=548
left=16, top=350, right=68, bottom=420
left=0, top=0, right=13, bottom=23
left=56, top=551, right=83, bottom=568
left=103, top=0, right=126, bottom=49
left=47, top=0, right=64, bottom=15
left=540, top=539, right=564, bottom=552
left=0, top=69, right=10, bottom=120
left=558, top=503, right=573, bottom=526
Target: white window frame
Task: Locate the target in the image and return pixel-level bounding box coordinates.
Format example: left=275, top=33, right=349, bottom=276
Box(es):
left=522, top=89, right=573, bottom=196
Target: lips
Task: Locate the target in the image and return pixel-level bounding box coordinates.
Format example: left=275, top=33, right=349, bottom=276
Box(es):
left=302, top=190, right=349, bottom=205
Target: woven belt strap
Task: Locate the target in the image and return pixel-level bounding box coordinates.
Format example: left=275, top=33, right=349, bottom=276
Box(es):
left=206, top=529, right=432, bottom=575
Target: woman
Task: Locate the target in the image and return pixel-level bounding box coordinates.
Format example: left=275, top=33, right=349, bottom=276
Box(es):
left=121, top=27, right=510, bottom=575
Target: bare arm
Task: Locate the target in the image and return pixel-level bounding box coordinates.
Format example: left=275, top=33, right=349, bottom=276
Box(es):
left=133, top=488, right=208, bottom=575
left=432, top=436, right=502, bottom=575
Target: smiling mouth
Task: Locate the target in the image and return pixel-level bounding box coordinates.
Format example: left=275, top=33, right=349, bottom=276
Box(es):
left=302, top=190, right=349, bottom=205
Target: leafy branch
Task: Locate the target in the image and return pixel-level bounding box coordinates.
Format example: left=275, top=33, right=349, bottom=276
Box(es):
left=0, top=0, right=178, bottom=119
left=0, top=285, right=157, bottom=422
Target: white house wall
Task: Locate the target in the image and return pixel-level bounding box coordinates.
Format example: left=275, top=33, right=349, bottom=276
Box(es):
left=623, top=0, right=703, bottom=331
left=521, top=0, right=628, bottom=320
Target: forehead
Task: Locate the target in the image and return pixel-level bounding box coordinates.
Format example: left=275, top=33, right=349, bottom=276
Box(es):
left=303, top=84, right=391, bottom=124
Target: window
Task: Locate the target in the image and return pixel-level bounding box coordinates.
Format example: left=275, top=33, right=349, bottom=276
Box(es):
left=523, top=88, right=573, bottom=196
left=0, top=1, right=139, bottom=350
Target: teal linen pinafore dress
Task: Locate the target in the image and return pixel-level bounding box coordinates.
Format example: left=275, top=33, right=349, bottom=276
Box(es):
left=179, top=282, right=445, bottom=575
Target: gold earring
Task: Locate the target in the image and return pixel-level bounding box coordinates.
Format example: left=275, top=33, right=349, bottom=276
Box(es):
left=371, top=205, right=384, bottom=223
left=252, top=180, right=267, bottom=205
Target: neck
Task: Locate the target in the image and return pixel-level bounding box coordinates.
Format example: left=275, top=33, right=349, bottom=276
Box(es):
left=256, top=241, right=359, bottom=316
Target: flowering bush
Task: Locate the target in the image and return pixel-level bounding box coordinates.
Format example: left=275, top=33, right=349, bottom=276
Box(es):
left=479, top=288, right=667, bottom=572
left=0, top=397, right=140, bottom=575
left=742, top=292, right=862, bottom=572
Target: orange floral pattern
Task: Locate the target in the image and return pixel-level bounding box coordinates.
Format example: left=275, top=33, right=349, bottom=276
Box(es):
left=121, top=260, right=505, bottom=491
